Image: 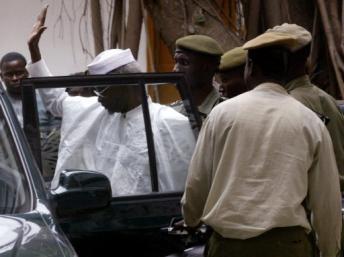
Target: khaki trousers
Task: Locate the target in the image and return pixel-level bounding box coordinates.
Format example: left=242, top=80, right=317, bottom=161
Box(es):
left=205, top=226, right=313, bottom=257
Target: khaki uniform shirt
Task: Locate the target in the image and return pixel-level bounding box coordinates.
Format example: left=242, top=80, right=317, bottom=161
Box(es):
left=182, top=83, right=341, bottom=257
left=171, top=88, right=223, bottom=119
left=286, top=75, right=344, bottom=189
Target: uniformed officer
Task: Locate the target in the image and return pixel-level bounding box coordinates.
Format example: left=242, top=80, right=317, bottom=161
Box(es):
left=273, top=23, right=344, bottom=190
left=182, top=25, right=342, bottom=257
left=217, top=46, right=248, bottom=98
left=172, top=35, right=224, bottom=119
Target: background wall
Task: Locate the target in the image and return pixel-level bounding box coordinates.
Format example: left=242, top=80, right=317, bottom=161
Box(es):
left=0, top=0, right=147, bottom=75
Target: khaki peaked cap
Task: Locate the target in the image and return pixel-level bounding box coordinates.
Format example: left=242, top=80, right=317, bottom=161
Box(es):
left=219, top=47, right=247, bottom=71
left=243, top=23, right=312, bottom=52
left=176, top=35, right=223, bottom=56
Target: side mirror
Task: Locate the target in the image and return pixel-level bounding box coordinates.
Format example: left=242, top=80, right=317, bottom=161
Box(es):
left=50, top=170, right=112, bottom=217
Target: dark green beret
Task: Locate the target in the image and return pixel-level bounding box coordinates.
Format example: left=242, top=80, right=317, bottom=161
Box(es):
left=176, top=35, right=223, bottom=56
left=219, top=47, right=247, bottom=71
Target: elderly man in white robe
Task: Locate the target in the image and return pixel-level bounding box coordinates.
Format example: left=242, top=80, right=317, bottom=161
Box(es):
left=27, top=7, right=196, bottom=196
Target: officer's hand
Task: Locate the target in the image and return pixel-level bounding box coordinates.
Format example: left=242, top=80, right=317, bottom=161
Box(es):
left=173, top=219, right=200, bottom=235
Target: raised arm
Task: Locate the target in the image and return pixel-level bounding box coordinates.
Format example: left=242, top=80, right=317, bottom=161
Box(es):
left=28, top=5, right=48, bottom=63
left=181, top=115, right=214, bottom=227
left=26, top=5, right=67, bottom=117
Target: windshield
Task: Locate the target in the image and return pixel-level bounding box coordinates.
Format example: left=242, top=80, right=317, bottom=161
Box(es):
left=0, top=105, right=31, bottom=214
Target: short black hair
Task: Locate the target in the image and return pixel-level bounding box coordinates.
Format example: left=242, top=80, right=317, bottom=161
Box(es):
left=0, top=52, right=27, bottom=68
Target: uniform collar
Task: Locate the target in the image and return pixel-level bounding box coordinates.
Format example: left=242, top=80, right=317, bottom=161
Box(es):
left=198, top=88, right=220, bottom=116
left=253, top=82, right=289, bottom=95
left=285, top=75, right=311, bottom=92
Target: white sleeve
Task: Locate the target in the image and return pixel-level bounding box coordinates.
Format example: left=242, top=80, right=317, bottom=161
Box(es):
left=26, top=59, right=68, bottom=117
left=181, top=115, right=214, bottom=227
left=307, top=127, right=342, bottom=257
left=154, top=108, right=196, bottom=192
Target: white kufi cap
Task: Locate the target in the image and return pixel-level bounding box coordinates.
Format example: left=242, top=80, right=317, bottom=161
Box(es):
left=87, top=48, right=135, bottom=75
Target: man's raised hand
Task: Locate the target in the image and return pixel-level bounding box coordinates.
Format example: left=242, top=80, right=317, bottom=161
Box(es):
left=28, top=5, right=48, bottom=62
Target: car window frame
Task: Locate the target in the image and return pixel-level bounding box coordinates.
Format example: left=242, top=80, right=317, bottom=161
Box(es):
left=21, top=72, right=201, bottom=194
left=0, top=83, right=35, bottom=212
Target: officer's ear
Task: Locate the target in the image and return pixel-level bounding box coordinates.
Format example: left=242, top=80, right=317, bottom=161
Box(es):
left=244, top=56, right=253, bottom=85
left=281, top=51, right=290, bottom=83
left=246, top=56, right=253, bottom=73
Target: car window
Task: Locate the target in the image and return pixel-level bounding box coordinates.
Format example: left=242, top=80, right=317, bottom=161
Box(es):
left=23, top=73, right=199, bottom=197
left=0, top=107, right=31, bottom=214
left=41, top=84, right=196, bottom=196
left=147, top=83, right=197, bottom=191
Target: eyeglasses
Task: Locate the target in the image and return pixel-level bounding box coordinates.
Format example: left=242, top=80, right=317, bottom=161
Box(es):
left=93, top=86, right=110, bottom=97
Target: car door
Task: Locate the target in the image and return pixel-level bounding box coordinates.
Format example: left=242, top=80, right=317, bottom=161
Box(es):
left=21, top=72, right=201, bottom=257
left=0, top=83, right=77, bottom=257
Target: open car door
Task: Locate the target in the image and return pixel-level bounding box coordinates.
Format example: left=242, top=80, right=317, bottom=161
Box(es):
left=21, top=72, right=202, bottom=257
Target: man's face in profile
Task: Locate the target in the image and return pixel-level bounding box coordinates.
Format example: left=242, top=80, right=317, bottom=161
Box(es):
left=1, top=59, right=28, bottom=96
left=173, top=47, right=207, bottom=90
left=96, top=85, right=137, bottom=114
left=219, top=65, right=247, bottom=98
left=173, top=47, right=219, bottom=91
